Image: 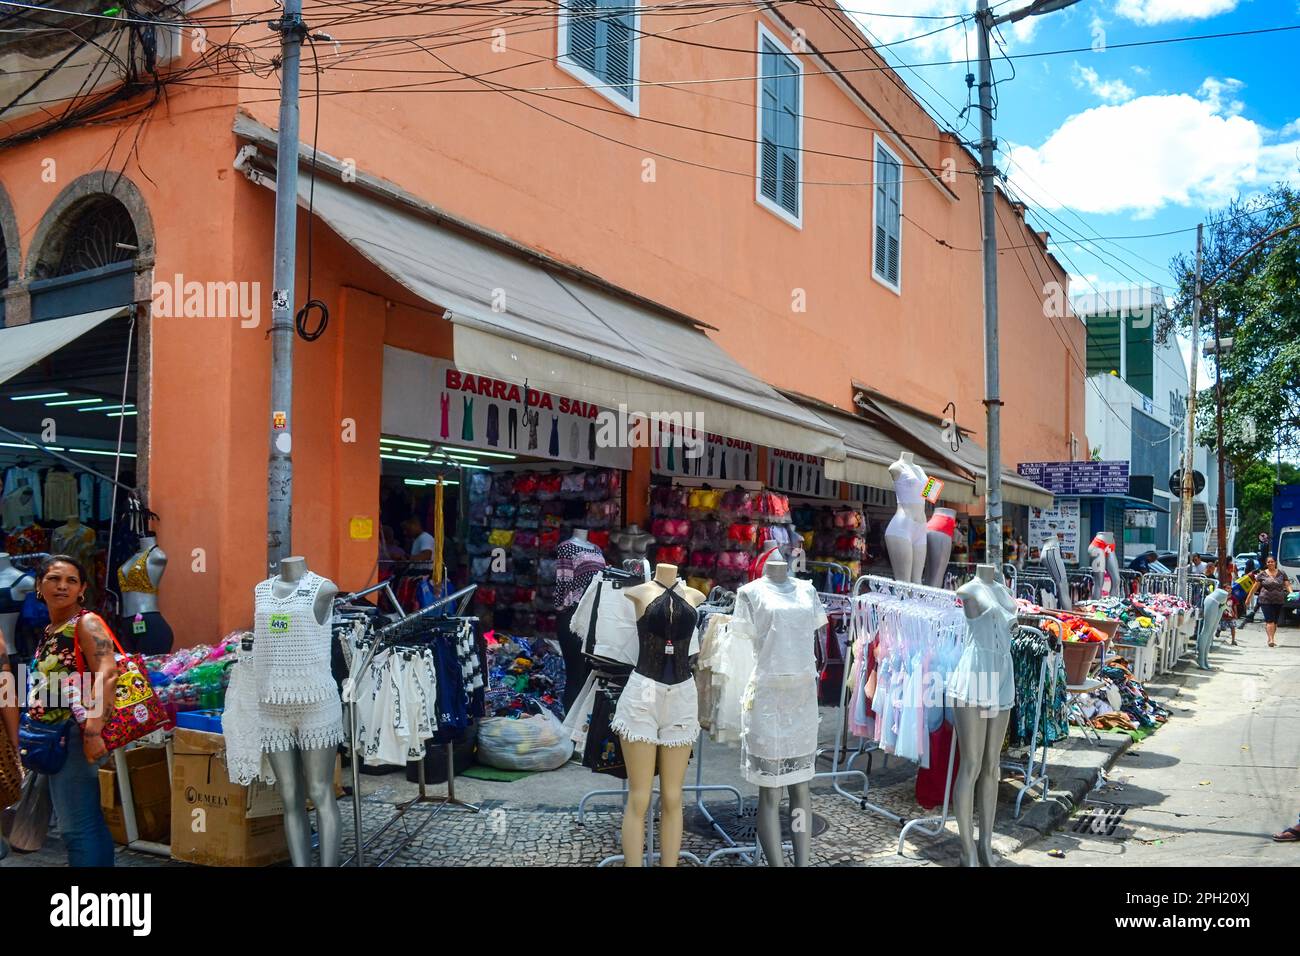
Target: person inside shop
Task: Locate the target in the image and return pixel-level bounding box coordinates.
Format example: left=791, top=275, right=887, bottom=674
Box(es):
left=401, top=516, right=436, bottom=563
left=1252, top=555, right=1293, bottom=649
left=24, top=555, right=119, bottom=866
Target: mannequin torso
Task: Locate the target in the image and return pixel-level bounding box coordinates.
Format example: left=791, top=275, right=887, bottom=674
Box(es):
left=884, top=452, right=929, bottom=583
left=0, top=553, right=34, bottom=650
left=119, top=536, right=167, bottom=616
left=612, top=524, right=656, bottom=561
left=271, top=556, right=338, bottom=625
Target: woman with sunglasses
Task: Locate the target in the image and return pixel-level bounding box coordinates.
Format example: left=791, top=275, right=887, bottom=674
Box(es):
left=25, top=554, right=119, bottom=866
left=1253, top=555, right=1293, bottom=649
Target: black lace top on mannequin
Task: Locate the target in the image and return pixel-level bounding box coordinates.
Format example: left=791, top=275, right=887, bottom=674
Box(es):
left=635, top=580, right=698, bottom=685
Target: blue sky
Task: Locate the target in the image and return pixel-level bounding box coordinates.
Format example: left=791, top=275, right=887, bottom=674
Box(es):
left=844, top=0, right=1300, bottom=300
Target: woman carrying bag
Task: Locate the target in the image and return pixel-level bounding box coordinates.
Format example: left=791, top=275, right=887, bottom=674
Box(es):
left=20, top=555, right=119, bottom=866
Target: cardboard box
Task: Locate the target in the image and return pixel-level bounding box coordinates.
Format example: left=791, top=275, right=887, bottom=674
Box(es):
left=98, top=746, right=172, bottom=845
left=170, top=728, right=288, bottom=867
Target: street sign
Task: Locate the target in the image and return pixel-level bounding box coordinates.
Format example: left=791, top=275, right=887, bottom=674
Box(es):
left=1169, top=469, right=1206, bottom=497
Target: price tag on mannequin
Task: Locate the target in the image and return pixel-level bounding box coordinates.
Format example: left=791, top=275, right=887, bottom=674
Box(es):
left=269, top=613, right=291, bottom=634
left=133, top=614, right=146, bottom=635
left=922, top=477, right=944, bottom=504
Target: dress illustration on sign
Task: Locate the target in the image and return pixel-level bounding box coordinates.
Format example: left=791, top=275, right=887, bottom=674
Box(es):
left=462, top=396, right=474, bottom=442
left=666, top=437, right=675, bottom=472
left=588, top=422, right=597, bottom=461
left=524, top=408, right=540, bottom=450
left=508, top=406, right=518, bottom=449
left=486, top=403, right=500, bottom=447
left=707, top=446, right=715, bottom=477
left=439, top=392, right=449, bottom=440
left=570, top=421, right=580, bottom=460
left=720, top=451, right=727, bottom=480
left=549, top=416, right=560, bottom=457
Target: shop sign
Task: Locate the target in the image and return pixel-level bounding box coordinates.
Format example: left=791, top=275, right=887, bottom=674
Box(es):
left=1017, top=460, right=1129, bottom=496
left=431, top=360, right=633, bottom=469
left=768, top=448, right=838, bottom=499
left=1028, top=500, right=1081, bottom=562
left=651, top=426, right=756, bottom=481
left=349, top=516, right=374, bottom=540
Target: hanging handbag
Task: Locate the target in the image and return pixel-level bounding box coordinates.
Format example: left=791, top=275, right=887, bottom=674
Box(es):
left=70, top=614, right=172, bottom=752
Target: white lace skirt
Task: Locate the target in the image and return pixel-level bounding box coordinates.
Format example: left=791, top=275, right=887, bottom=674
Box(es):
left=740, top=673, right=819, bottom=787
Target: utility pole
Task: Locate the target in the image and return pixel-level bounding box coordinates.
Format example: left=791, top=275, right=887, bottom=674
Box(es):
left=975, top=0, right=1003, bottom=567
left=972, top=0, right=1080, bottom=568
left=266, top=0, right=306, bottom=574
left=1176, top=223, right=1203, bottom=591
left=1212, top=304, right=1228, bottom=589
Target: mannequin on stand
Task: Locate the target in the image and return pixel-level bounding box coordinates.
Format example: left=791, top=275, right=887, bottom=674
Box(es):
left=733, top=554, right=824, bottom=867
left=922, top=508, right=957, bottom=588
left=949, top=564, right=1016, bottom=867
left=0, top=553, right=35, bottom=662
left=1088, top=532, right=1121, bottom=597
left=884, top=452, right=928, bottom=583
left=613, top=563, right=705, bottom=866
left=117, top=535, right=175, bottom=655
left=1039, top=537, right=1072, bottom=611
left=611, top=524, right=656, bottom=566
left=250, top=556, right=342, bottom=866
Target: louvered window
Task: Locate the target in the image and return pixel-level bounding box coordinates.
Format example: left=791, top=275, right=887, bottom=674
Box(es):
left=759, top=36, right=800, bottom=219
left=874, top=141, right=902, bottom=288
left=564, top=0, right=636, bottom=104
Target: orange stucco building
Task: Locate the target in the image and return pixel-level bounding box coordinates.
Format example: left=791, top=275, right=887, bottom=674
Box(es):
left=0, top=1, right=1085, bottom=645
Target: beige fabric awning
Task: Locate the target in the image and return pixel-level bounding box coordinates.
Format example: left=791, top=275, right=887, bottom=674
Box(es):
left=0, top=307, right=128, bottom=385
left=233, top=119, right=846, bottom=461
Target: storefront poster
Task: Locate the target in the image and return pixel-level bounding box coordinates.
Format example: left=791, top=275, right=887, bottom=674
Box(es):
left=1028, top=500, right=1081, bottom=562
left=650, top=426, right=756, bottom=481
left=384, top=352, right=633, bottom=469
left=768, top=448, right=839, bottom=499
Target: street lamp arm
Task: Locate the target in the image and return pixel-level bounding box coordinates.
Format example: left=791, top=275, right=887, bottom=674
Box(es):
left=991, top=0, right=1083, bottom=26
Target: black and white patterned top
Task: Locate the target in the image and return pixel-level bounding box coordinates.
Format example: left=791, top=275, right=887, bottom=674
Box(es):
left=554, top=538, right=607, bottom=610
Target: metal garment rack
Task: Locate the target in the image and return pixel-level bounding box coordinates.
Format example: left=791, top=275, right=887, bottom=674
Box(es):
left=999, top=618, right=1061, bottom=819
left=1015, top=571, right=1061, bottom=608
left=341, top=583, right=481, bottom=867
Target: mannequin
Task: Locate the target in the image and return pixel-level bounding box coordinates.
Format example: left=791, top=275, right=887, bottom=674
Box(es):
left=0, top=553, right=34, bottom=664
left=884, top=452, right=928, bottom=583
left=922, top=507, right=957, bottom=588
left=949, top=565, right=1016, bottom=867
left=1088, top=532, right=1121, bottom=597
left=117, top=535, right=175, bottom=655
left=555, top=529, right=607, bottom=712
left=745, top=554, right=818, bottom=867
left=750, top=537, right=782, bottom=581
left=615, top=563, right=705, bottom=866
left=611, top=524, right=656, bottom=564
left=1039, top=537, right=1072, bottom=611
left=253, top=556, right=342, bottom=866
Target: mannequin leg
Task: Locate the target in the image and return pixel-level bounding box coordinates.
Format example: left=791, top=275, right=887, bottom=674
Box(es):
left=656, top=745, right=692, bottom=867
left=621, top=739, right=657, bottom=866
left=909, top=537, right=927, bottom=584
left=923, top=532, right=953, bottom=588
left=789, top=782, right=812, bottom=866
left=976, top=709, right=1011, bottom=867
left=756, top=786, right=785, bottom=866
left=267, top=749, right=312, bottom=867
left=300, top=746, right=342, bottom=867
left=884, top=535, right=913, bottom=582
left=950, top=704, right=989, bottom=868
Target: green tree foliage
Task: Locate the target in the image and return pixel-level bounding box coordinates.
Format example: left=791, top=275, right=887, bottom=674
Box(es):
left=1237, top=459, right=1300, bottom=546
left=1163, top=182, right=1300, bottom=473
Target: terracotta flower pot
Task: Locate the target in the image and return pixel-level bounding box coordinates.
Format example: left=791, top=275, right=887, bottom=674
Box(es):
left=1062, top=640, right=1100, bottom=686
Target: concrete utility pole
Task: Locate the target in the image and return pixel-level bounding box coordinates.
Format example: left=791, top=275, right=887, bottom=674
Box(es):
left=1210, top=305, right=1229, bottom=589
left=1176, top=223, right=1203, bottom=590
left=266, top=0, right=306, bottom=574
left=973, top=0, right=1080, bottom=566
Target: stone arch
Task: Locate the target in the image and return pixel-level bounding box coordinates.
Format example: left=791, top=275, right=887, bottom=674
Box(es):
left=0, top=182, right=20, bottom=284
left=26, top=170, right=155, bottom=287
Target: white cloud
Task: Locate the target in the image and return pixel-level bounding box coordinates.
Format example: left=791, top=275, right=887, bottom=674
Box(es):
left=841, top=1, right=975, bottom=64
left=1114, top=0, right=1241, bottom=25
left=1198, top=77, right=1245, bottom=116
left=1072, top=63, right=1136, bottom=104
left=1131, top=65, right=1150, bottom=78
left=1006, top=78, right=1300, bottom=216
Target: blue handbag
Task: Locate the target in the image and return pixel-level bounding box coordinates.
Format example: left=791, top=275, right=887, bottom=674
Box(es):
left=18, top=714, right=73, bottom=775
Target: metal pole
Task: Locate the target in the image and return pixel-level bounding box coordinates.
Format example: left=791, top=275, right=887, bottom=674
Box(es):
left=267, top=0, right=306, bottom=574
left=1212, top=304, right=1228, bottom=587
left=1176, top=223, right=1204, bottom=590
left=976, top=0, right=1003, bottom=567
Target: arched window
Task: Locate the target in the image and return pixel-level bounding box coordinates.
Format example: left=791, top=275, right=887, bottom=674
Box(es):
left=30, top=194, right=139, bottom=322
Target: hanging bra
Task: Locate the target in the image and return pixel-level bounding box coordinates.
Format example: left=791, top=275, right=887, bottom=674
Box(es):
left=118, top=546, right=159, bottom=595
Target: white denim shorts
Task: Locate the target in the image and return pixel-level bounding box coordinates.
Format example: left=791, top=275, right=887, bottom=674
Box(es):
left=611, top=671, right=699, bottom=748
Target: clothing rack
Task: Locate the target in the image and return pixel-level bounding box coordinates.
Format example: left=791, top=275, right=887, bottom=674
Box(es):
left=1000, top=617, right=1061, bottom=818
left=1015, top=571, right=1061, bottom=608
left=341, top=583, right=481, bottom=867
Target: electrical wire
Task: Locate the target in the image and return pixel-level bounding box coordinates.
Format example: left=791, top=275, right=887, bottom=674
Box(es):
left=296, top=32, right=329, bottom=342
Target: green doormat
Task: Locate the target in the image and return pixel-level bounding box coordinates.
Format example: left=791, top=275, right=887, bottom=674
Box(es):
left=1105, top=725, right=1160, bottom=743
left=461, top=765, right=533, bottom=782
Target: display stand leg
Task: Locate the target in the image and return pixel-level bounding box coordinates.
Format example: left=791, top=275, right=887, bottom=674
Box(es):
left=113, top=742, right=172, bottom=858
left=897, top=726, right=959, bottom=854
left=826, top=630, right=896, bottom=821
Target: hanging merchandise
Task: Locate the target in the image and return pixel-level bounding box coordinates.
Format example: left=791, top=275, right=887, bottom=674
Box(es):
left=1006, top=629, right=1068, bottom=748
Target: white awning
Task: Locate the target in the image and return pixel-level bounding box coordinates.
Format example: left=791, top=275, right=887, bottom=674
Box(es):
left=234, top=125, right=846, bottom=461
left=0, top=307, right=127, bottom=385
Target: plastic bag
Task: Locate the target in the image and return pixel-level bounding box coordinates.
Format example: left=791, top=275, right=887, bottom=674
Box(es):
left=5, top=771, right=51, bottom=852
left=476, top=710, right=573, bottom=772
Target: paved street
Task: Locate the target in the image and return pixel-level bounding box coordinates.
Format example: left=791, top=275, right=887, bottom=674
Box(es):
left=1006, top=620, right=1300, bottom=867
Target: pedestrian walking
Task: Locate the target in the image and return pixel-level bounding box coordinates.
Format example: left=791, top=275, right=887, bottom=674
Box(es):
left=1274, top=814, right=1300, bottom=843
left=1253, top=556, right=1293, bottom=648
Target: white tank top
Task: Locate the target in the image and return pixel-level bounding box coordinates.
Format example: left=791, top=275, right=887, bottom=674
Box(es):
left=252, top=571, right=336, bottom=705
left=893, top=464, right=926, bottom=505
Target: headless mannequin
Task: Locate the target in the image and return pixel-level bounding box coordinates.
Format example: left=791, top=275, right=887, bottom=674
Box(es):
left=1039, top=538, right=1072, bottom=611
left=620, top=563, right=705, bottom=866
left=922, top=507, right=957, bottom=588
left=119, top=535, right=167, bottom=617
left=265, top=556, right=341, bottom=867
left=884, top=452, right=928, bottom=583
left=612, top=524, right=656, bottom=563
left=0, top=553, right=34, bottom=659
left=1088, top=532, right=1120, bottom=597
left=951, top=565, right=1015, bottom=868
left=753, top=538, right=781, bottom=579
left=754, top=555, right=813, bottom=867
